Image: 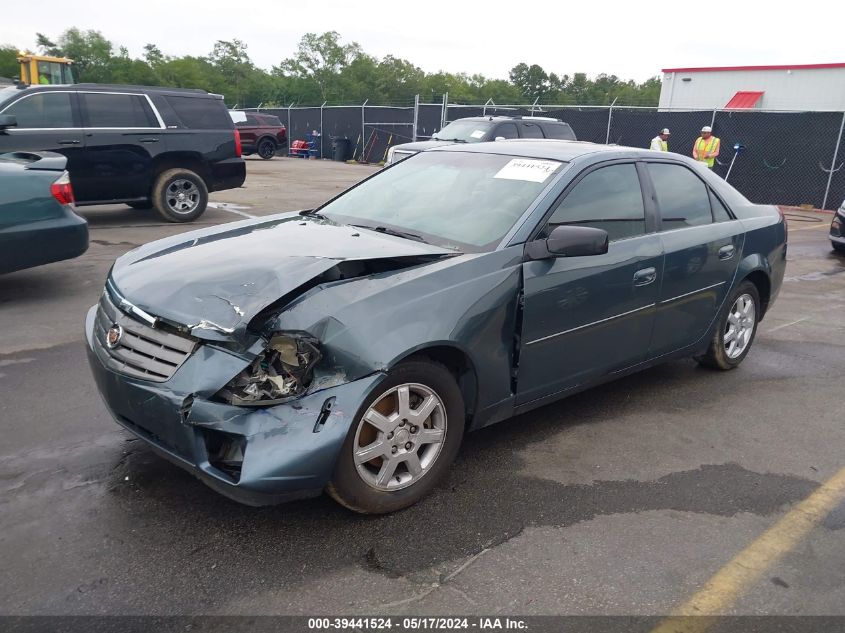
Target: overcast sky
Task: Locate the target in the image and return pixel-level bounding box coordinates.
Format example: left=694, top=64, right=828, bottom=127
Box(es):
left=2, top=0, right=841, bottom=82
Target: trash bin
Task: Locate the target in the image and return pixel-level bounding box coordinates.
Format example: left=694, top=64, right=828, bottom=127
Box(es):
left=332, top=137, right=350, bottom=162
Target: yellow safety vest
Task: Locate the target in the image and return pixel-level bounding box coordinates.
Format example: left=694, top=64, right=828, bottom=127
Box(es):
left=695, top=136, right=720, bottom=167
left=659, top=139, right=668, bottom=151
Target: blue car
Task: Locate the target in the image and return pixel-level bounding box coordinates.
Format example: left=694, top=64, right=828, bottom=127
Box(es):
left=86, top=140, right=787, bottom=513
left=0, top=147, right=88, bottom=274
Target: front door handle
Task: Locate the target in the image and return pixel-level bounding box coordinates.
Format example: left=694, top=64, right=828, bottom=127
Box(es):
left=633, top=267, right=657, bottom=287
left=57, top=139, right=80, bottom=145
left=138, top=138, right=160, bottom=143
left=718, top=245, right=735, bottom=260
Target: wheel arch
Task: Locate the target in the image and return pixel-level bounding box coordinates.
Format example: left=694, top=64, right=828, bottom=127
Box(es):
left=742, top=269, right=772, bottom=318
left=390, top=343, right=479, bottom=431
left=150, top=153, right=212, bottom=191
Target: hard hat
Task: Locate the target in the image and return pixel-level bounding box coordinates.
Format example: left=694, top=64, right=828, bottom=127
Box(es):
left=701, top=126, right=713, bottom=133
left=661, top=128, right=671, bottom=135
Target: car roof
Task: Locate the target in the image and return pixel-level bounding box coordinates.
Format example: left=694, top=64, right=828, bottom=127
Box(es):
left=432, top=139, right=636, bottom=162
left=454, top=116, right=566, bottom=124
left=18, top=83, right=212, bottom=97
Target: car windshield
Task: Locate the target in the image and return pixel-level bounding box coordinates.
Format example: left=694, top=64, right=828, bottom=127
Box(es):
left=318, top=151, right=565, bottom=251
left=432, top=120, right=493, bottom=142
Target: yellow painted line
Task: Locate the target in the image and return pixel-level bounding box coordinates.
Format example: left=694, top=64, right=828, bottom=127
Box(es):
left=789, top=222, right=831, bottom=231
left=652, top=465, right=845, bottom=633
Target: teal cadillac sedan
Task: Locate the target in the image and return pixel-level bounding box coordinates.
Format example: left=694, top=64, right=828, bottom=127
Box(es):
left=86, top=140, right=787, bottom=513
left=0, top=147, right=88, bottom=274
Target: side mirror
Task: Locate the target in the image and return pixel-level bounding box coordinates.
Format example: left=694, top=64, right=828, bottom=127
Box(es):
left=0, top=115, right=17, bottom=130
left=525, top=225, right=609, bottom=260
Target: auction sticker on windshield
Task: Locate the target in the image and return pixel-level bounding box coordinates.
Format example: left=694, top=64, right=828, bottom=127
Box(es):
left=470, top=130, right=486, bottom=139
left=494, top=158, right=560, bottom=183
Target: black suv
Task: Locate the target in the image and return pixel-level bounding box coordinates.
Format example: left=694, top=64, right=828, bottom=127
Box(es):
left=0, top=84, right=246, bottom=222
left=385, top=115, right=577, bottom=164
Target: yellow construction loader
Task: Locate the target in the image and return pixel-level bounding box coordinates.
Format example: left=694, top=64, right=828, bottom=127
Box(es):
left=17, top=53, right=75, bottom=85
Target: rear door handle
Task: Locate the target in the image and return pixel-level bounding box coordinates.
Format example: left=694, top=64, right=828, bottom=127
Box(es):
left=138, top=138, right=159, bottom=143
left=57, top=139, right=80, bottom=145
left=718, top=245, right=735, bottom=260
left=633, top=267, right=657, bottom=286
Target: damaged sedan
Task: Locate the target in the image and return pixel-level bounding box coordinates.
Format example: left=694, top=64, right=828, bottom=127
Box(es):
left=86, top=140, right=787, bottom=513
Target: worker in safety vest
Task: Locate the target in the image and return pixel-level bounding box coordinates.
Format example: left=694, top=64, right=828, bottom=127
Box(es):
left=693, top=126, right=720, bottom=168
left=650, top=128, right=671, bottom=151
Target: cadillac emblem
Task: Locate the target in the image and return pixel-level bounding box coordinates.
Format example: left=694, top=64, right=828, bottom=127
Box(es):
left=106, top=324, right=123, bottom=349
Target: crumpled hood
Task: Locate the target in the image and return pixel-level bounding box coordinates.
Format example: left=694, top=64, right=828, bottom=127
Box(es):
left=110, top=213, right=453, bottom=340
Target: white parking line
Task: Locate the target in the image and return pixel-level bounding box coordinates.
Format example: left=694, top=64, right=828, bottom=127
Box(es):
left=206, top=202, right=257, bottom=218
left=766, top=317, right=808, bottom=333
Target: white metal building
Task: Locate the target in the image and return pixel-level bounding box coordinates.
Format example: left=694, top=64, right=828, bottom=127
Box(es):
left=658, top=63, right=845, bottom=111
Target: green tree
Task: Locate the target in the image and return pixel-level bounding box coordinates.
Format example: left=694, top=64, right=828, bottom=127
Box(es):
left=35, top=33, right=61, bottom=56
left=0, top=45, right=18, bottom=79
left=278, top=31, right=363, bottom=101
left=54, top=28, right=115, bottom=82
left=509, top=63, right=553, bottom=101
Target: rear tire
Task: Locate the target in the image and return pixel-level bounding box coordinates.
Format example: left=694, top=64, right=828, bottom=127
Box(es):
left=152, top=168, right=208, bottom=223
left=327, top=360, right=465, bottom=514
left=832, top=241, right=845, bottom=254
left=257, top=138, right=277, bottom=160
left=696, top=280, right=761, bottom=370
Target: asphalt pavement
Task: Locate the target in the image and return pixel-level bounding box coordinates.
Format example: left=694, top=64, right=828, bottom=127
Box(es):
left=1, top=158, right=843, bottom=617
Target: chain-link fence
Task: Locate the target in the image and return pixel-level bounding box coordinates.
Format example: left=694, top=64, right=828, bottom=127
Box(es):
left=247, top=99, right=845, bottom=210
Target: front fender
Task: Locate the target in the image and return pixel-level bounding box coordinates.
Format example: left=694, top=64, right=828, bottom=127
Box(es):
left=274, top=248, right=525, bottom=416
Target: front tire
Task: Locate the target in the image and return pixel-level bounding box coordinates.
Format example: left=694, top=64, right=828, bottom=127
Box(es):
left=327, top=360, right=465, bottom=514
left=832, top=241, right=845, bottom=254
left=696, top=280, right=761, bottom=370
left=257, top=138, right=277, bottom=160
left=152, top=168, right=208, bottom=223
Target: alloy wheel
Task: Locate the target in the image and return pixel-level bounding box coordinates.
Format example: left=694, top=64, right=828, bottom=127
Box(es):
left=353, top=383, right=447, bottom=491
left=724, top=293, right=756, bottom=359
left=165, top=179, right=200, bottom=214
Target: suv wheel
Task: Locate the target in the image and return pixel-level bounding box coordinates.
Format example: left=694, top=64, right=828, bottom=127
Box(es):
left=152, top=169, right=208, bottom=222
left=257, top=138, right=277, bottom=160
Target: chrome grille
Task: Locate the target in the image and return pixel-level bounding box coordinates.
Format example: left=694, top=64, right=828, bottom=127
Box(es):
left=94, top=292, right=198, bottom=382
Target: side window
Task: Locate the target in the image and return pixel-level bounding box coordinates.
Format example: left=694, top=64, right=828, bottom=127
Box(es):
left=709, top=190, right=733, bottom=222
left=245, top=114, right=259, bottom=126
left=2, top=92, right=74, bottom=128
left=81, top=93, right=157, bottom=128
left=648, top=163, right=713, bottom=229
left=519, top=122, right=544, bottom=138
left=545, top=163, right=646, bottom=241
left=493, top=123, right=518, bottom=139
left=544, top=123, right=576, bottom=140
left=165, top=95, right=232, bottom=129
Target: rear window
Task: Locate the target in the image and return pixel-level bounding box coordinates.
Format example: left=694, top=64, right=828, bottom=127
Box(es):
left=165, top=95, right=233, bottom=129
left=544, top=123, right=577, bottom=140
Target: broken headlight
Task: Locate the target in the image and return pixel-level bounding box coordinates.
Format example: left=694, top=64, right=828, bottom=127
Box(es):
left=215, top=334, right=322, bottom=406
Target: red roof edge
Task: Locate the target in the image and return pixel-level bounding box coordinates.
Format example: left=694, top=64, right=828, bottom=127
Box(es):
left=662, top=62, right=845, bottom=73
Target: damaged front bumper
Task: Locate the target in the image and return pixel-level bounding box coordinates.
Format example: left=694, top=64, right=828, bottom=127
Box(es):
left=85, top=305, right=383, bottom=506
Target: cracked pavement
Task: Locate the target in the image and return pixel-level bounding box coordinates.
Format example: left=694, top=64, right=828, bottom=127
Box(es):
left=1, top=159, right=844, bottom=616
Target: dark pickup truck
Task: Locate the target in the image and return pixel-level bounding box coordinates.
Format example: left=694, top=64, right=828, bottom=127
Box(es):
left=0, top=84, right=246, bottom=222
